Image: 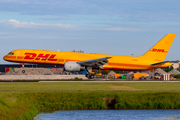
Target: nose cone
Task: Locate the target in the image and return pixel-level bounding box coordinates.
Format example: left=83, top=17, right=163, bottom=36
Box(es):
left=3, top=55, right=8, bottom=61
left=3, top=51, right=16, bottom=62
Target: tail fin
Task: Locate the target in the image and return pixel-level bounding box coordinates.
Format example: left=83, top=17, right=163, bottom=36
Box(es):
left=141, top=33, right=176, bottom=61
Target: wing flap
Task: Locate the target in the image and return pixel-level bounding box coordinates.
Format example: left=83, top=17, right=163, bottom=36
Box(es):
left=78, top=57, right=112, bottom=68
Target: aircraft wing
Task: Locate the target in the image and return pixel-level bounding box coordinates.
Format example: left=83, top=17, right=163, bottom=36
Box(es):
left=78, top=57, right=112, bottom=68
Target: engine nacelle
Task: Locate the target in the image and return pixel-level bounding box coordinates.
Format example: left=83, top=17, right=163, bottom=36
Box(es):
left=64, top=62, right=85, bottom=72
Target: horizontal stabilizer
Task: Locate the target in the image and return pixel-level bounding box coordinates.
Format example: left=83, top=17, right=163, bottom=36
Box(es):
left=151, top=61, right=171, bottom=66
left=151, top=60, right=179, bottom=67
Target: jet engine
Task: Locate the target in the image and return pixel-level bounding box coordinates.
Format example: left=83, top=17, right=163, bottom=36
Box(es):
left=64, top=62, right=85, bottom=71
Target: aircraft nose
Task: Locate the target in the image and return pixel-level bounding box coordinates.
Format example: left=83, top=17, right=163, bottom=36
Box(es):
left=3, top=55, right=8, bottom=61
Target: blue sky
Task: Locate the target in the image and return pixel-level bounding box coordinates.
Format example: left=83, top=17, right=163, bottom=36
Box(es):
left=0, top=0, right=180, bottom=64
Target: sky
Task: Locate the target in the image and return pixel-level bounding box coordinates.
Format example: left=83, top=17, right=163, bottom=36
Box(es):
left=0, top=0, right=180, bottom=64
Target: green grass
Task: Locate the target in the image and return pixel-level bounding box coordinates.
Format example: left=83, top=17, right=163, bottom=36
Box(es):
left=0, top=82, right=180, bottom=119
left=1, top=82, right=180, bottom=92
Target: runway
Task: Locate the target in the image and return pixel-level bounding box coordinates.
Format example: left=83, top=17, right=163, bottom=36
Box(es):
left=39, top=80, right=180, bottom=83
left=0, top=80, right=180, bottom=82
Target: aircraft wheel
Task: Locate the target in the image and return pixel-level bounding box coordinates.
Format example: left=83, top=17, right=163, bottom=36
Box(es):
left=22, top=70, right=25, bottom=73
left=90, top=75, right=94, bottom=79
left=86, top=74, right=94, bottom=79
left=86, top=74, right=90, bottom=78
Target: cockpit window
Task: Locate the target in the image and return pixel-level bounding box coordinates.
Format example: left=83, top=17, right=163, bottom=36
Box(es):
left=7, top=52, right=14, bottom=55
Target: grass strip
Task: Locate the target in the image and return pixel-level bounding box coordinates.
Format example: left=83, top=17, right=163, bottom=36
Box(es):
left=0, top=82, right=180, bottom=119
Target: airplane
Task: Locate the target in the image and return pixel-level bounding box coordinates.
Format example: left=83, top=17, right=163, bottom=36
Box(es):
left=3, top=33, right=176, bottom=79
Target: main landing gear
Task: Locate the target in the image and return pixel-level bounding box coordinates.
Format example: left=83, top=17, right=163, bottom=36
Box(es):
left=85, top=67, right=94, bottom=79
left=85, top=74, right=94, bottom=79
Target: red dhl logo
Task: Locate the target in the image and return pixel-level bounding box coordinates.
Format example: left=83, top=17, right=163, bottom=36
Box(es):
left=24, top=53, right=58, bottom=61
left=150, top=48, right=168, bottom=53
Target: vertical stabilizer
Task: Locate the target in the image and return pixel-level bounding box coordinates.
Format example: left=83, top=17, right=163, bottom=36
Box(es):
left=141, top=33, right=176, bottom=61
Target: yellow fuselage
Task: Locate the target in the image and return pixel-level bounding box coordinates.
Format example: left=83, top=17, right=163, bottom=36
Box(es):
left=3, top=49, right=171, bottom=71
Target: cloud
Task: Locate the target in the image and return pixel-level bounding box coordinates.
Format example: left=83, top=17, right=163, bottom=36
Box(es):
left=103, top=27, right=140, bottom=31
left=0, top=19, right=76, bottom=29
left=7, top=19, right=43, bottom=28
left=0, top=0, right=180, bottom=22
left=0, top=19, right=140, bottom=31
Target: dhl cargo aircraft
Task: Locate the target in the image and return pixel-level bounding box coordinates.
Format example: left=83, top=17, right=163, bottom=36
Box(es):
left=3, top=33, right=176, bottom=78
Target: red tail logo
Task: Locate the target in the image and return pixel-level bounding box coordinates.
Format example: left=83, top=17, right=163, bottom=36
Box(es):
left=150, top=48, right=167, bottom=53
